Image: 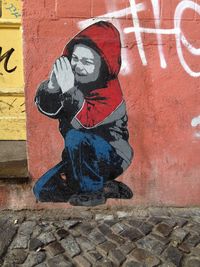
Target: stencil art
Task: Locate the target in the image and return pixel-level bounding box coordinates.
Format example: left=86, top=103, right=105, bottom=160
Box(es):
left=33, top=21, right=133, bottom=206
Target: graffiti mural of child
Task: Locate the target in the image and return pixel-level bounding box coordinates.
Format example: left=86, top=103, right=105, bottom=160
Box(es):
left=33, top=21, right=133, bottom=206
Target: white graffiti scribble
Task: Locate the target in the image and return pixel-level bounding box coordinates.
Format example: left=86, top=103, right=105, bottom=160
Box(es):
left=151, top=0, right=167, bottom=69
left=174, top=1, right=200, bottom=77
left=78, top=0, right=200, bottom=77
left=78, top=2, right=145, bottom=75
left=126, top=0, right=200, bottom=77
left=78, top=3, right=145, bottom=29
left=191, top=115, right=200, bottom=138
left=191, top=116, right=200, bottom=127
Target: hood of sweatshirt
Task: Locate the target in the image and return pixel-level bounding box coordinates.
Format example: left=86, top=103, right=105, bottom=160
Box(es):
left=63, top=21, right=124, bottom=128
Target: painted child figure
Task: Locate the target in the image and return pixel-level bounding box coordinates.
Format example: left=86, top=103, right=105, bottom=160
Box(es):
left=33, top=21, right=133, bottom=206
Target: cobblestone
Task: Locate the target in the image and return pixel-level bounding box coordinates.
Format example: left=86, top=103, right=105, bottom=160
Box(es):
left=136, top=235, right=165, bottom=255
left=76, top=236, right=95, bottom=251
left=4, top=248, right=28, bottom=264
left=0, top=218, right=18, bottom=257
left=95, top=258, right=113, bottom=267
left=1, top=209, right=200, bottom=267
left=150, top=233, right=170, bottom=245
left=29, top=238, right=44, bottom=251
left=74, top=255, right=91, bottom=267
left=193, top=216, right=200, bottom=224
left=184, top=233, right=200, bottom=247
left=45, top=241, right=65, bottom=256
left=119, top=241, right=136, bottom=255
left=35, top=263, right=47, bottom=267
left=19, top=221, right=37, bottom=236
left=170, top=227, right=188, bottom=244
left=127, top=219, right=143, bottom=228
left=11, top=233, right=29, bottom=249
left=111, top=222, right=129, bottom=234
left=190, top=246, right=200, bottom=256
left=124, top=260, right=145, bottom=267
left=2, top=261, right=17, bottom=267
left=160, top=262, right=176, bottom=267
left=117, top=211, right=133, bottom=218
left=75, top=222, right=95, bottom=235
left=56, top=228, right=69, bottom=239
left=85, top=250, right=102, bottom=264
left=63, top=220, right=80, bottom=229
left=154, top=223, right=173, bottom=237
left=161, top=219, right=177, bottom=228
left=97, top=240, right=116, bottom=256
left=183, top=256, right=200, bottom=267
left=130, top=248, right=160, bottom=266
left=106, top=232, right=125, bottom=245
left=189, top=223, right=200, bottom=234
left=104, top=219, right=119, bottom=226
left=108, top=249, right=126, bottom=266
left=163, top=245, right=183, bottom=266
left=147, top=217, right=163, bottom=225
left=138, top=222, right=154, bottom=235
left=47, top=254, right=73, bottom=267
left=130, top=248, right=148, bottom=261
left=120, top=227, right=144, bottom=241
left=174, top=218, right=188, bottom=227
left=32, top=225, right=43, bottom=238
left=22, top=251, right=46, bottom=267
left=88, top=229, right=106, bottom=245
left=61, top=235, right=81, bottom=257
left=95, top=214, right=114, bottom=221
left=178, top=242, right=191, bottom=253
left=38, top=232, right=56, bottom=245
left=98, top=223, right=113, bottom=236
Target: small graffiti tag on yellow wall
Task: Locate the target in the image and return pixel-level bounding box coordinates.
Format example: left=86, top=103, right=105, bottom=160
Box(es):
left=2, top=0, right=21, bottom=19
left=0, top=0, right=25, bottom=140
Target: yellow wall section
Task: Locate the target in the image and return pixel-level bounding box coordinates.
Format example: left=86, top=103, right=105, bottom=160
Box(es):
left=0, top=0, right=25, bottom=140
left=0, top=95, right=26, bottom=139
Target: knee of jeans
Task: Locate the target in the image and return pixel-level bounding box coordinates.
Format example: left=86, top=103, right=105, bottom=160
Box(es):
left=65, top=129, right=86, bottom=150
left=90, top=137, right=113, bottom=160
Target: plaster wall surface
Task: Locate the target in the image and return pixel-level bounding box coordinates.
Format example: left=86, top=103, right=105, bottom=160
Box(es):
left=20, top=0, right=200, bottom=209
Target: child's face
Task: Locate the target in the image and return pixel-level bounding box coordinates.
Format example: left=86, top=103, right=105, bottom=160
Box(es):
left=71, top=44, right=101, bottom=84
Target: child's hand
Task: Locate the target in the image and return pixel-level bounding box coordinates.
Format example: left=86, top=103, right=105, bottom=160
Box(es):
left=53, top=57, right=75, bottom=93
left=48, top=69, right=59, bottom=91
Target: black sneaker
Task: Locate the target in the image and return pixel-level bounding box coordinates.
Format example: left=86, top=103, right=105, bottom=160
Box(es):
left=69, top=191, right=106, bottom=206
left=103, top=180, right=133, bottom=199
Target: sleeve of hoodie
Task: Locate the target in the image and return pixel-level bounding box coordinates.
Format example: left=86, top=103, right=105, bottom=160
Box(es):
left=35, top=80, right=84, bottom=119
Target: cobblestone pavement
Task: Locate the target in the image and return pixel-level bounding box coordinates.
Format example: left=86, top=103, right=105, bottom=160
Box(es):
left=0, top=208, right=200, bottom=267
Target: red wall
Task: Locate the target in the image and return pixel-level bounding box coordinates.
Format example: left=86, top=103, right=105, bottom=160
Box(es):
left=23, top=0, right=200, bottom=207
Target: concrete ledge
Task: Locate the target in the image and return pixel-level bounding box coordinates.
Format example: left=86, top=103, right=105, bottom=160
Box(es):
left=0, top=160, right=28, bottom=178
left=0, top=141, right=28, bottom=178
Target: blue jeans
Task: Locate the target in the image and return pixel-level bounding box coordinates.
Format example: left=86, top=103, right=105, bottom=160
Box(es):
left=33, top=129, right=123, bottom=202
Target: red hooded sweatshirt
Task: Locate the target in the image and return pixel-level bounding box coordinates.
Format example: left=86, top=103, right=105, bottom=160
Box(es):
left=62, top=21, right=123, bottom=128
